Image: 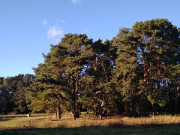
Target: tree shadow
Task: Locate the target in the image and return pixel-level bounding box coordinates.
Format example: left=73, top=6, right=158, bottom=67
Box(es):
left=1, top=123, right=180, bottom=135
left=0, top=114, right=46, bottom=121
left=0, top=116, right=27, bottom=121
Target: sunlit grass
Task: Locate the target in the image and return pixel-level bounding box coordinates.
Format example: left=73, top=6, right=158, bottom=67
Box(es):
left=1, top=113, right=180, bottom=130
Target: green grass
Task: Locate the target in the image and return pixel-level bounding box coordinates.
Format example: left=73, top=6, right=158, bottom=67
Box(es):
left=1, top=113, right=180, bottom=134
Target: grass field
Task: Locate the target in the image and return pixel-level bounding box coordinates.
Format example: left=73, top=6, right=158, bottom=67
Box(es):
left=1, top=113, right=180, bottom=135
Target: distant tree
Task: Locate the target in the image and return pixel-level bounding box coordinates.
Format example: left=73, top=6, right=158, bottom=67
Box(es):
left=0, top=77, right=8, bottom=114
left=13, top=74, right=34, bottom=113
left=0, top=74, right=33, bottom=114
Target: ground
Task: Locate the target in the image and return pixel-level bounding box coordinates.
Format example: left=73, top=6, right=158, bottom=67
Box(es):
left=1, top=113, right=180, bottom=135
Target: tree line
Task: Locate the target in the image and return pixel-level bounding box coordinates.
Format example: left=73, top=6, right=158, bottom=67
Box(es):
left=0, top=19, right=180, bottom=120
left=0, top=74, right=34, bottom=114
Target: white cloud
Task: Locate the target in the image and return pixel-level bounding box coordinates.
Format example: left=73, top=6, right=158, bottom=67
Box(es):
left=42, top=20, right=48, bottom=25
left=47, top=26, right=63, bottom=38
left=72, top=0, right=81, bottom=4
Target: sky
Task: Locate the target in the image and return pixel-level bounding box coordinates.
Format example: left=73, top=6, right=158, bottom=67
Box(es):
left=0, top=0, right=180, bottom=78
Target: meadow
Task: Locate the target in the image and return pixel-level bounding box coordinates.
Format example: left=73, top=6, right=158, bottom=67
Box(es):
left=1, top=113, right=180, bottom=135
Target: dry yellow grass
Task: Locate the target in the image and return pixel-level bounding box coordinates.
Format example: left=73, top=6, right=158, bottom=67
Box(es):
left=1, top=113, right=180, bottom=130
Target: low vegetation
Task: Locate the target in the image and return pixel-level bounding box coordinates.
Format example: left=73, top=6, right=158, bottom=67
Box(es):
left=1, top=113, right=180, bottom=134
left=1, top=113, right=180, bottom=129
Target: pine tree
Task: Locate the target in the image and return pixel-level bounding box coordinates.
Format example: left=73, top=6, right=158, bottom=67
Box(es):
left=112, top=28, right=138, bottom=115
left=84, top=39, right=116, bottom=119
left=132, top=19, right=180, bottom=113
left=60, top=34, right=93, bottom=120
left=26, top=45, right=68, bottom=119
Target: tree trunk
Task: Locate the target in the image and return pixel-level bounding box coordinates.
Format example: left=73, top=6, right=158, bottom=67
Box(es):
left=72, top=75, right=77, bottom=120
left=72, top=111, right=76, bottom=120
left=100, top=114, right=103, bottom=120
left=56, top=106, right=61, bottom=120
left=99, top=108, right=103, bottom=120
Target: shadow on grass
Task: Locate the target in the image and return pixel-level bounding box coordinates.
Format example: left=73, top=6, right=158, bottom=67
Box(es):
left=1, top=123, right=180, bottom=135
left=108, top=122, right=180, bottom=128
left=0, top=114, right=46, bottom=121
left=0, top=116, right=27, bottom=121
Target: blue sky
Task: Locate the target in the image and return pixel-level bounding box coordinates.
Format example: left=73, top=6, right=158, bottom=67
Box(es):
left=0, top=0, right=180, bottom=77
